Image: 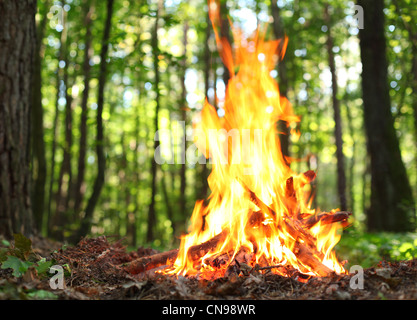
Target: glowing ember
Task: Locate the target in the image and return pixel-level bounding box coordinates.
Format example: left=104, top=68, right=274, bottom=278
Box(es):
left=163, top=0, right=348, bottom=280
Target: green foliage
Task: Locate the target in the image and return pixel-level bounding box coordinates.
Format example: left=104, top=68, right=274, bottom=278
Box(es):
left=1, top=256, right=34, bottom=278
left=27, top=290, right=58, bottom=300
left=0, top=234, right=55, bottom=278
left=336, top=229, right=417, bottom=269
left=0, top=234, right=36, bottom=263
left=0, top=280, right=58, bottom=300
left=34, top=258, right=55, bottom=277
left=12, top=233, right=33, bottom=260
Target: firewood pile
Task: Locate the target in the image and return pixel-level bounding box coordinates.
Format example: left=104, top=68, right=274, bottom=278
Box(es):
left=123, top=171, right=351, bottom=280
left=43, top=236, right=417, bottom=300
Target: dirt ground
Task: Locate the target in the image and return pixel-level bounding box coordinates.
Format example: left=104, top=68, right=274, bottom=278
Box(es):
left=1, top=236, right=417, bottom=300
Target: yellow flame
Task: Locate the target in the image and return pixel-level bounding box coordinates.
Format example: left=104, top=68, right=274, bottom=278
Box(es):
left=164, top=0, right=345, bottom=279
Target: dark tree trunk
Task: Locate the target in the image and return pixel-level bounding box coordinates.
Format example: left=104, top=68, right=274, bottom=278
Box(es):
left=220, top=0, right=231, bottom=87
left=147, top=0, right=162, bottom=243
left=31, top=0, right=50, bottom=233
left=392, top=0, right=417, bottom=184
left=324, top=3, right=347, bottom=212
left=0, top=0, right=37, bottom=239
left=344, top=82, right=356, bottom=212
left=270, top=0, right=290, bottom=161
left=358, top=0, right=415, bottom=231
left=74, top=0, right=95, bottom=215
left=46, top=32, right=65, bottom=238
left=199, top=10, right=211, bottom=200
left=77, top=0, right=114, bottom=241
left=179, top=22, right=188, bottom=227
left=52, top=5, right=73, bottom=241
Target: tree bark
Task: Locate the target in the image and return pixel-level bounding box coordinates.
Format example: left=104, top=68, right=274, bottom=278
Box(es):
left=74, top=0, right=95, bottom=215
left=392, top=0, right=417, bottom=188
left=324, top=3, right=347, bottom=212
left=147, top=0, right=163, bottom=243
left=199, top=10, right=211, bottom=200
left=220, top=0, right=231, bottom=87
left=179, top=22, right=189, bottom=227
left=46, top=24, right=65, bottom=238
left=0, top=0, right=37, bottom=238
left=270, top=0, right=290, bottom=161
left=77, top=0, right=114, bottom=241
left=52, top=3, right=73, bottom=241
left=31, top=0, right=50, bottom=234
left=358, top=0, right=415, bottom=231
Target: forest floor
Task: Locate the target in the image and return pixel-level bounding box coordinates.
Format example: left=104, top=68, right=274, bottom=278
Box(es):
left=1, top=235, right=417, bottom=300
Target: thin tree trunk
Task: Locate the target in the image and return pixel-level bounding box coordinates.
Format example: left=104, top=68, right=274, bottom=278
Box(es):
left=392, top=0, right=417, bottom=193
left=324, top=3, right=347, bottom=212
left=270, top=0, right=290, bottom=161
left=179, top=22, right=189, bottom=228
left=128, top=98, right=141, bottom=247
left=119, top=132, right=133, bottom=244
left=358, top=0, right=415, bottom=231
left=220, top=0, right=231, bottom=87
left=146, top=0, right=162, bottom=243
left=344, top=88, right=356, bottom=212
left=31, top=0, right=50, bottom=233
left=46, top=45, right=64, bottom=238
left=0, top=0, right=37, bottom=238
left=160, top=171, right=175, bottom=239
left=74, top=0, right=95, bottom=215
left=199, top=10, right=211, bottom=200
left=52, top=4, right=73, bottom=241
left=77, top=0, right=114, bottom=241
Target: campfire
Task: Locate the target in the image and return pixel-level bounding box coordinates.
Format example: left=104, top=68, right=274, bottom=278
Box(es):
left=125, top=0, right=351, bottom=281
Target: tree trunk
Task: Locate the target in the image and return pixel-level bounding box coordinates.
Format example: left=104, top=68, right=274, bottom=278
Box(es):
left=77, top=0, right=114, bottom=241
left=31, top=0, right=50, bottom=233
left=74, top=0, right=95, bottom=215
left=52, top=4, right=73, bottom=241
left=179, top=22, right=188, bottom=228
left=199, top=10, right=211, bottom=200
left=358, top=0, right=415, bottom=231
left=324, top=3, right=347, bottom=212
left=392, top=0, right=417, bottom=190
left=46, top=30, right=65, bottom=238
left=270, top=0, right=290, bottom=161
left=0, top=0, right=37, bottom=239
left=147, top=0, right=163, bottom=243
left=344, top=82, right=356, bottom=212
left=220, top=0, right=231, bottom=87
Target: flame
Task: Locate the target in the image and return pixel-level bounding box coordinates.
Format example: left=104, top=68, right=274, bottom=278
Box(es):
left=163, top=1, right=346, bottom=279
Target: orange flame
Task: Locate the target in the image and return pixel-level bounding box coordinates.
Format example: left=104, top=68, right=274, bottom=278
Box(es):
left=163, top=0, right=346, bottom=279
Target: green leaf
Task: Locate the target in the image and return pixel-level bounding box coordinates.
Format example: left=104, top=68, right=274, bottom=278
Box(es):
left=34, top=258, right=54, bottom=276
left=27, top=290, right=58, bottom=300
left=13, top=234, right=32, bottom=260
left=1, top=256, right=33, bottom=277
left=0, top=248, right=10, bottom=263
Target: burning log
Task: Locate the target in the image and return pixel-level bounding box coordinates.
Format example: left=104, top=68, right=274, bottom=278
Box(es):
left=240, top=180, right=337, bottom=277
left=124, top=231, right=227, bottom=274
left=124, top=178, right=349, bottom=277
left=302, top=211, right=352, bottom=229
left=124, top=210, right=265, bottom=275
left=123, top=248, right=179, bottom=274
